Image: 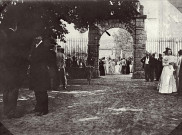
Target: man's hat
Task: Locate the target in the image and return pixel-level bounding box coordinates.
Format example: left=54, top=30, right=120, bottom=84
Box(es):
left=35, top=36, right=43, bottom=40
left=57, top=45, right=62, bottom=50
left=178, top=50, right=182, bottom=55
left=163, top=47, right=171, bottom=54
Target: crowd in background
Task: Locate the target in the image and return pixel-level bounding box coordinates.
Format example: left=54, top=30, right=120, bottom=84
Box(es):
left=99, top=57, right=133, bottom=76
left=65, top=56, right=87, bottom=68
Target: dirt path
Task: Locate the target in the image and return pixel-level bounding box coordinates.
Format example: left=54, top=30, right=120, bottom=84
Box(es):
left=1, top=74, right=182, bottom=135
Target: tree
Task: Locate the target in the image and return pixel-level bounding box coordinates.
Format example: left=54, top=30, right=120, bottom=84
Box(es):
left=0, top=0, right=140, bottom=118
left=112, top=29, right=133, bottom=59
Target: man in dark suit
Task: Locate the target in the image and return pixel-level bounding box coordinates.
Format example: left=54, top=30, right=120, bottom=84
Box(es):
left=141, top=52, right=155, bottom=82
left=157, top=54, right=163, bottom=80
left=47, top=40, right=59, bottom=90
left=29, top=36, right=51, bottom=116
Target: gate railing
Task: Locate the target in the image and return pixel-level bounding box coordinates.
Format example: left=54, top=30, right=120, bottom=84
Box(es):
left=58, top=38, right=88, bottom=59
left=58, top=37, right=182, bottom=58
left=146, top=38, right=182, bottom=55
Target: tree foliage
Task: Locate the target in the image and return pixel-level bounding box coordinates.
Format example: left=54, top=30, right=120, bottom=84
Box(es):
left=0, top=0, right=140, bottom=38
left=0, top=0, right=140, bottom=87
left=112, top=29, right=133, bottom=58
left=60, top=0, right=140, bottom=32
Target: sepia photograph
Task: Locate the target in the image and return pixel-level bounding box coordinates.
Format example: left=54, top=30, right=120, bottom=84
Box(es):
left=0, top=0, right=182, bottom=134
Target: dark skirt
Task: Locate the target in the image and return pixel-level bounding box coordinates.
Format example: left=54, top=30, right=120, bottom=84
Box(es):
left=126, top=64, right=130, bottom=74
left=99, top=65, right=105, bottom=76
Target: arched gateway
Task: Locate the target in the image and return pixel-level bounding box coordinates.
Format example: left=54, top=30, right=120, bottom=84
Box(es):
left=87, top=5, right=147, bottom=79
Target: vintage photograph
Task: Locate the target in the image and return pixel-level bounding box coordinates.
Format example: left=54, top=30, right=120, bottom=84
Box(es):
left=0, top=0, right=182, bottom=134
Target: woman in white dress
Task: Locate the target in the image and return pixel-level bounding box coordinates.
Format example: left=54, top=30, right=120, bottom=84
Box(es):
left=111, top=59, right=115, bottom=74
left=115, top=61, right=121, bottom=74
left=158, top=48, right=177, bottom=94
left=108, top=59, right=112, bottom=75
left=130, top=60, right=133, bottom=73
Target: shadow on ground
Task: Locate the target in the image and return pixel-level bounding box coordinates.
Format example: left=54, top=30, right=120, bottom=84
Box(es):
left=1, top=74, right=182, bottom=135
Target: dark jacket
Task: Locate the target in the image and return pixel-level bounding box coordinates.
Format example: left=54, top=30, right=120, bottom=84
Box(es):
left=29, top=39, right=51, bottom=91
left=141, top=56, right=155, bottom=68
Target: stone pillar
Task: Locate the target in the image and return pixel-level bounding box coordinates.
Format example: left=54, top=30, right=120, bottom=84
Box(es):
left=88, top=25, right=101, bottom=78
left=132, top=15, right=147, bottom=79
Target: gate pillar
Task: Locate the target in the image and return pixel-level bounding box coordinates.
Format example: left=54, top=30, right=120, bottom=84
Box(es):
left=88, top=25, right=101, bottom=78
left=132, top=15, right=147, bottom=79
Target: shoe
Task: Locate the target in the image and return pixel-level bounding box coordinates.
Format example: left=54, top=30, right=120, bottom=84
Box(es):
left=35, top=111, right=48, bottom=116
left=29, top=109, right=39, bottom=113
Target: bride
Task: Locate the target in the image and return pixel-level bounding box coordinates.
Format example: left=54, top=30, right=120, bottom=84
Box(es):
left=158, top=48, right=177, bottom=94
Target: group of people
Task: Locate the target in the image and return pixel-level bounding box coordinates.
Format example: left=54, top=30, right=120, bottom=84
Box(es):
left=29, top=36, right=67, bottom=116
left=99, top=57, right=133, bottom=76
left=141, top=47, right=182, bottom=95
left=141, top=52, right=163, bottom=82
left=28, top=36, right=96, bottom=116
left=65, top=56, right=87, bottom=68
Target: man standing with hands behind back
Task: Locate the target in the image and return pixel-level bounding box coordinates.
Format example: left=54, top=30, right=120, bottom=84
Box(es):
left=141, top=52, right=154, bottom=82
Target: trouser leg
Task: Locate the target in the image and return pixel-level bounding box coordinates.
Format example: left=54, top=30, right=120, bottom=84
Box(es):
left=40, top=91, right=48, bottom=113
left=34, top=90, right=41, bottom=112
left=144, top=65, right=149, bottom=81
left=34, top=90, right=48, bottom=113
left=3, top=88, right=19, bottom=116
left=156, top=66, right=160, bottom=80
left=150, top=67, right=154, bottom=81
left=59, top=68, right=67, bottom=87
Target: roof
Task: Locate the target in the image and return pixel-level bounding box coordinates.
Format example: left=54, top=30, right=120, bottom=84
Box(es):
left=168, top=0, right=182, bottom=13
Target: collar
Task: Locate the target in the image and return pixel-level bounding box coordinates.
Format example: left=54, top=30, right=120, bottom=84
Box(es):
left=35, top=40, right=42, bottom=48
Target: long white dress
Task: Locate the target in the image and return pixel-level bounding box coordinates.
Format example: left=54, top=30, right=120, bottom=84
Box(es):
left=159, top=55, right=177, bottom=94
left=115, top=62, right=121, bottom=74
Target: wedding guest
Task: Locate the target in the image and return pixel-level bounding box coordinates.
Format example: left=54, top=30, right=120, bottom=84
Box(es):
left=56, top=47, right=67, bottom=90
left=130, top=59, right=133, bottom=73
left=119, top=58, right=123, bottom=74
left=152, top=53, right=159, bottom=81
left=177, top=50, right=182, bottom=95
left=103, top=57, right=109, bottom=75
left=48, top=44, right=58, bottom=90
left=158, top=48, right=177, bottom=94
left=99, top=58, right=105, bottom=76
left=141, top=52, right=154, bottom=82
left=72, top=56, right=78, bottom=67
left=102, top=57, right=107, bottom=75
left=157, top=54, right=163, bottom=80
left=108, top=58, right=112, bottom=75
left=121, top=58, right=126, bottom=74
left=111, top=59, right=115, bottom=74
left=115, top=61, right=121, bottom=74
left=29, top=36, right=50, bottom=116
left=149, top=53, right=156, bottom=82
left=126, top=58, right=131, bottom=74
